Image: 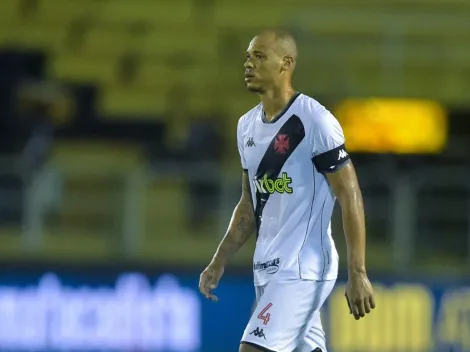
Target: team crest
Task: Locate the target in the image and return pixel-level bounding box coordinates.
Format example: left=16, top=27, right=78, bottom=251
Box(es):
left=274, top=134, right=290, bottom=154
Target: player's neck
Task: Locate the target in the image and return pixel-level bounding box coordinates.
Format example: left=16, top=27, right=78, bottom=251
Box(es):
left=260, top=86, right=296, bottom=122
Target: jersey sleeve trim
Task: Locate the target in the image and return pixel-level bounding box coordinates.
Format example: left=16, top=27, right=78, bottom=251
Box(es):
left=237, top=116, right=248, bottom=169
left=312, top=144, right=350, bottom=173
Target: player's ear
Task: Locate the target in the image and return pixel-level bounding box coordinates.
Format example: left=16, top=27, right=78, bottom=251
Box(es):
left=282, top=56, right=294, bottom=71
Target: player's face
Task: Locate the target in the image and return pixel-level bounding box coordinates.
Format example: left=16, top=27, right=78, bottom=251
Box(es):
left=244, top=36, right=284, bottom=93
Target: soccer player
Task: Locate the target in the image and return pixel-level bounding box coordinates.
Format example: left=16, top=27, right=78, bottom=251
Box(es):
left=199, top=29, right=375, bottom=352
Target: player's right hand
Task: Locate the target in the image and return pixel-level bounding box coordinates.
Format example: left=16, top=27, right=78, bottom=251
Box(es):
left=199, top=262, right=224, bottom=302
left=345, top=272, right=376, bottom=320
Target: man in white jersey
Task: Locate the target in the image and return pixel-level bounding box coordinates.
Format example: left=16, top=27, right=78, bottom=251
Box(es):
left=199, top=29, right=375, bottom=352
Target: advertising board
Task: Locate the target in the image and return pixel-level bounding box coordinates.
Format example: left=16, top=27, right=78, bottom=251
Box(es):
left=0, top=268, right=469, bottom=352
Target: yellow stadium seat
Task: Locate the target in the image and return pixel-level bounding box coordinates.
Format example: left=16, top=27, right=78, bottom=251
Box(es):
left=80, top=26, right=132, bottom=56
left=50, top=55, right=117, bottom=84
left=225, top=91, right=258, bottom=116
left=51, top=140, right=144, bottom=175
left=296, top=0, right=470, bottom=6
left=0, top=23, right=65, bottom=50
left=137, top=59, right=227, bottom=87
left=136, top=28, right=218, bottom=59
left=99, top=87, right=167, bottom=117
left=130, top=59, right=237, bottom=94
left=212, top=1, right=298, bottom=27
left=99, top=73, right=229, bottom=117
left=1, top=0, right=468, bottom=115
left=145, top=179, right=187, bottom=242
left=0, top=0, right=21, bottom=21
left=387, top=0, right=470, bottom=6
left=36, top=0, right=98, bottom=24
left=103, top=0, right=193, bottom=26
left=130, top=61, right=174, bottom=89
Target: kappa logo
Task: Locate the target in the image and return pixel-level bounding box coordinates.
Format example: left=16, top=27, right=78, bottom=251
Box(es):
left=249, top=327, right=267, bottom=339
left=246, top=137, right=256, bottom=147
left=338, top=149, right=348, bottom=160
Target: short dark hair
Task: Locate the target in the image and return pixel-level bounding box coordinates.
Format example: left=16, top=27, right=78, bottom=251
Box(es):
left=261, top=28, right=298, bottom=59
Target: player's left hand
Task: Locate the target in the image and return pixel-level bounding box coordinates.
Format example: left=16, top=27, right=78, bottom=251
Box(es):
left=199, top=262, right=224, bottom=302
left=345, top=272, right=375, bottom=320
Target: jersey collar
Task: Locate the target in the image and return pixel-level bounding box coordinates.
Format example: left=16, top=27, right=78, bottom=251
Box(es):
left=262, top=91, right=301, bottom=124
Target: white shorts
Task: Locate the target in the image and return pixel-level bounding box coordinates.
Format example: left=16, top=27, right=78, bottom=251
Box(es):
left=241, top=278, right=336, bottom=352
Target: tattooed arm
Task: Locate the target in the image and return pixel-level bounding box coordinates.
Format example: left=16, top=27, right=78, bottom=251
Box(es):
left=199, top=170, right=255, bottom=301
left=212, top=170, right=255, bottom=266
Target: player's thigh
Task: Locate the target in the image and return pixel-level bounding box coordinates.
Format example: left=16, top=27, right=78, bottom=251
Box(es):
left=240, top=341, right=272, bottom=352
left=295, top=311, right=328, bottom=352
left=241, top=279, right=334, bottom=352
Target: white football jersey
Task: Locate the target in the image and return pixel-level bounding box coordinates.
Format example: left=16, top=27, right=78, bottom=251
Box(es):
left=237, top=93, right=350, bottom=286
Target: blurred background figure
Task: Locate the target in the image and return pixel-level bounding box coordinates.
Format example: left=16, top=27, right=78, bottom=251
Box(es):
left=0, top=0, right=469, bottom=352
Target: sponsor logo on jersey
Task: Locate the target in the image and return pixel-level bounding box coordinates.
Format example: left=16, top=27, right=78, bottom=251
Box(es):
left=338, top=149, right=348, bottom=160
left=253, top=258, right=280, bottom=274
left=253, top=173, right=293, bottom=194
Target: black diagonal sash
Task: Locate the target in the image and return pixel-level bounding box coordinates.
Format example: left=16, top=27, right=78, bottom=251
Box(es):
left=254, top=115, right=305, bottom=235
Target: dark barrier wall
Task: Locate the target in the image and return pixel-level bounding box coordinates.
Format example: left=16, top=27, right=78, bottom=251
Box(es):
left=0, top=265, right=469, bottom=352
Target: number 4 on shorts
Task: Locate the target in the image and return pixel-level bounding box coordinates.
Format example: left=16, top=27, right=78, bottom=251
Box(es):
left=257, top=303, right=273, bottom=325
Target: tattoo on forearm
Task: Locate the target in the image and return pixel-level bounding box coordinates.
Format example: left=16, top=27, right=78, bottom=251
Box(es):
left=213, top=173, right=255, bottom=262
left=235, top=173, right=255, bottom=237
left=233, top=203, right=255, bottom=241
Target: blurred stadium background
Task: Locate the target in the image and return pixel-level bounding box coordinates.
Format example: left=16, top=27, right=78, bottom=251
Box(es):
left=0, top=0, right=469, bottom=351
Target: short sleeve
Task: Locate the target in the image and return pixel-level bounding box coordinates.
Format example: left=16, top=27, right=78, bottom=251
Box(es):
left=311, top=111, right=350, bottom=173
left=237, top=118, right=248, bottom=170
